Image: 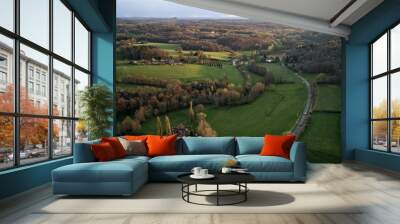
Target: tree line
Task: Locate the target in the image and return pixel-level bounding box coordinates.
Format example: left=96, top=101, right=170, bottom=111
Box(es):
left=117, top=78, right=266, bottom=134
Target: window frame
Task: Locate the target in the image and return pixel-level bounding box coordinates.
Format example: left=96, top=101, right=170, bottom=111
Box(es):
left=370, top=20, right=400, bottom=154
left=0, top=0, right=92, bottom=171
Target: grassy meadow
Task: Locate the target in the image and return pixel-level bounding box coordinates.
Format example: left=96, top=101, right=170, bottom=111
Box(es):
left=140, top=64, right=307, bottom=136
left=141, top=83, right=306, bottom=136
left=300, top=84, right=342, bottom=163
left=117, top=63, right=244, bottom=85
left=315, top=84, right=341, bottom=112
left=300, top=112, right=341, bottom=163
left=133, top=42, right=232, bottom=60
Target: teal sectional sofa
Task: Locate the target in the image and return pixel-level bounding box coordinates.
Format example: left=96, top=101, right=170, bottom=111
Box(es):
left=52, top=137, right=306, bottom=196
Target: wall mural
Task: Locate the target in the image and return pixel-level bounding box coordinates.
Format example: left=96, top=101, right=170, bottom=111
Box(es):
left=116, top=1, right=342, bottom=163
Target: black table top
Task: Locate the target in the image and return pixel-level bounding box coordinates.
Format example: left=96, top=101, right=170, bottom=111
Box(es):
left=177, top=172, right=255, bottom=185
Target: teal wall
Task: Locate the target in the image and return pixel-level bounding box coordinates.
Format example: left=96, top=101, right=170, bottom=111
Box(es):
left=92, top=32, right=116, bottom=134
left=0, top=0, right=116, bottom=200
left=0, top=158, right=72, bottom=199
left=344, top=0, right=400, bottom=170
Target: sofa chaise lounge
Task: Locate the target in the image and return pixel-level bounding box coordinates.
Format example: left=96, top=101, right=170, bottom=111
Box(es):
left=52, top=137, right=306, bottom=196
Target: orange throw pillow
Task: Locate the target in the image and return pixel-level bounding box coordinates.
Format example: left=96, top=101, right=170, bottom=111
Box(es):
left=101, top=137, right=126, bottom=158
left=124, top=135, right=148, bottom=141
left=146, top=135, right=177, bottom=157
left=260, top=134, right=296, bottom=159
left=91, top=142, right=117, bottom=162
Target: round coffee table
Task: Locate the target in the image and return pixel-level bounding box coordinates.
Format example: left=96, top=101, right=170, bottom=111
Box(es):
left=177, top=173, right=255, bottom=206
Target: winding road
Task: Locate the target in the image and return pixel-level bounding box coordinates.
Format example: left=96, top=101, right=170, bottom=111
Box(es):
left=290, top=72, right=316, bottom=137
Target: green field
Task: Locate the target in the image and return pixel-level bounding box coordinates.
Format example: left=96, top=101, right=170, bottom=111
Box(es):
left=261, top=63, right=299, bottom=82
left=201, top=51, right=232, bottom=61
left=300, top=112, right=341, bottom=163
left=300, top=82, right=342, bottom=163
left=134, top=42, right=232, bottom=60
left=167, top=50, right=232, bottom=61
left=239, top=50, right=257, bottom=57
left=141, top=83, right=306, bottom=136
left=315, top=84, right=341, bottom=111
left=117, top=63, right=244, bottom=85
left=140, top=64, right=307, bottom=136
left=244, top=70, right=264, bottom=85
left=134, top=42, right=180, bottom=50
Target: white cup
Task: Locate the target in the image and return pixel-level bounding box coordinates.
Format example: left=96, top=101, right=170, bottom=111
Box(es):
left=221, top=167, right=232, bottom=174
left=191, top=167, right=202, bottom=176
left=200, top=169, right=208, bottom=176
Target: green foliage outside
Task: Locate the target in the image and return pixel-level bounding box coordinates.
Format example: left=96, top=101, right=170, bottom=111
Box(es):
left=79, top=84, right=113, bottom=140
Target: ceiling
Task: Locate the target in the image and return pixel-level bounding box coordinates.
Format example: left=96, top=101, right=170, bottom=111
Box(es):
left=167, top=0, right=384, bottom=38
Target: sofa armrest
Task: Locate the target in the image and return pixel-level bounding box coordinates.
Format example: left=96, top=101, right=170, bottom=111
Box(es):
left=289, top=141, right=307, bottom=182
left=73, top=140, right=100, bottom=163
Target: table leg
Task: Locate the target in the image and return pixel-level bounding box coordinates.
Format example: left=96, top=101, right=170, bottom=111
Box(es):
left=181, top=184, right=183, bottom=199
left=187, top=184, right=190, bottom=202
left=245, top=183, right=247, bottom=201
left=217, top=184, right=219, bottom=206
left=195, top=184, right=198, bottom=192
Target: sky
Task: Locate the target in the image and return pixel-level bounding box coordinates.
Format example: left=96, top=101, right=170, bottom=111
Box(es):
left=117, top=0, right=241, bottom=19
left=0, top=0, right=89, bottom=70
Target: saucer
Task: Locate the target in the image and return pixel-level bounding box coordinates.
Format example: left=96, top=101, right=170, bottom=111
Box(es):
left=190, top=174, right=215, bottom=179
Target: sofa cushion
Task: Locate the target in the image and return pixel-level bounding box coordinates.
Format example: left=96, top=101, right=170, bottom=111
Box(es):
left=236, top=155, right=293, bottom=172
left=118, top=137, right=147, bottom=156
left=124, top=135, right=148, bottom=141
left=73, top=140, right=100, bottom=163
left=101, top=137, right=127, bottom=158
left=181, top=137, right=235, bottom=155
left=147, top=135, right=177, bottom=157
left=91, top=142, right=118, bottom=162
left=149, top=154, right=235, bottom=172
left=260, top=134, right=296, bottom=159
left=235, top=137, right=263, bottom=155
left=53, top=157, right=148, bottom=183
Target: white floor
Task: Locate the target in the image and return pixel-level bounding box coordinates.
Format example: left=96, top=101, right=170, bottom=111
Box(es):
left=1, top=162, right=400, bottom=224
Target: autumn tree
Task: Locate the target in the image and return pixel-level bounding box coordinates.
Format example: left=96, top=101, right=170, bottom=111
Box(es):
left=164, top=116, right=173, bottom=135
left=187, top=101, right=196, bottom=131
left=0, top=85, right=58, bottom=151
left=76, top=120, right=88, bottom=141
left=119, top=116, right=142, bottom=134
left=194, top=104, right=205, bottom=113
left=371, top=99, right=400, bottom=143
left=131, top=118, right=142, bottom=133
left=135, top=106, right=146, bottom=122
left=156, top=116, right=163, bottom=136
left=121, top=116, right=134, bottom=133
left=197, top=112, right=217, bottom=137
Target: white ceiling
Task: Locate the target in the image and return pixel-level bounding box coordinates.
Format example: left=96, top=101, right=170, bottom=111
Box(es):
left=167, top=0, right=384, bottom=38
left=227, top=0, right=352, bottom=22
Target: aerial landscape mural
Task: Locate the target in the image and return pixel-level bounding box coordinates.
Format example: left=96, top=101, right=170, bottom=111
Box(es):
left=116, top=0, right=342, bottom=163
